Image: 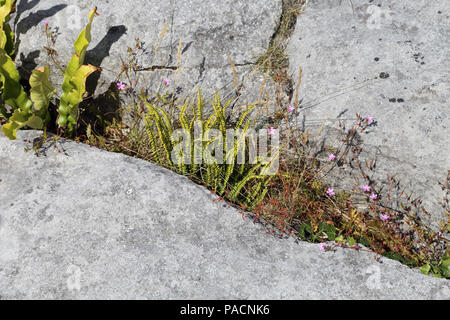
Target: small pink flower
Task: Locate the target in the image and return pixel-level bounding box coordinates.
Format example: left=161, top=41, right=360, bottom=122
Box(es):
left=326, top=188, right=335, bottom=196
left=318, top=243, right=325, bottom=251
left=369, top=193, right=378, bottom=200
left=366, top=115, right=374, bottom=123
left=362, top=185, right=371, bottom=192
left=163, top=78, right=171, bottom=86
left=268, top=127, right=276, bottom=135
left=288, top=105, right=294, bottom=112
left=42, top=19, right=49, bottom=25
left=116, top=81, right=126, bottom=91
left=328, top=154, right=336, bottom=161
left=380, top=214, right=389, bottom=222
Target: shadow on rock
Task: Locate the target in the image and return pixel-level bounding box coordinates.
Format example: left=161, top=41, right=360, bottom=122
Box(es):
left=76, top=25, right=128, bottom=136
left=14, top=4, right=68, bottom=52
left=85, top=25, right=127, bottom=96
left=17, top=50, right=40, bottom=90
left=13, top=0, right=40, bottom=27
left=78, top=82, right=123, bottom=136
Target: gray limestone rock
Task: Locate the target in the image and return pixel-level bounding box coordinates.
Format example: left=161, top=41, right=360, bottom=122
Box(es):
left=286, top=0, right=450, bottom=228
left=13, top=0, right=281, bottom=109
left=0, top=129, right=448, bottom=299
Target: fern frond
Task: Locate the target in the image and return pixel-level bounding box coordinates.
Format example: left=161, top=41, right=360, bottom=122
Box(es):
left=196, top=86, right=204, bottom=121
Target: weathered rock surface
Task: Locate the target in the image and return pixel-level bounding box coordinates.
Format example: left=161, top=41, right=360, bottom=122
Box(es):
left=0, top=129, right=449, bottom=299
left=286, top=0, right=450, bottom=228
left=13, top=0, right=281, bottom=107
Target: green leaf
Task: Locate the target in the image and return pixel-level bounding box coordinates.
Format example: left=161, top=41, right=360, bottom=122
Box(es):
left=58, top=7, right=99, bottom=134
left=0, top=47, right=35, bottom=139
left=0, top=48, right=32, bottom=114
left=0, top=0, right=15, bottom=57
left=0, top=0, right=15, bottom=24
left=419, top=264, right=431, bottom=275
left=26, top=114, right=43, bottom=129
left=1, top=108, right=31, bottom=139
left=64, top=7, right=97, bottom=77
left=335, top=235, right=345, bottom=243
left=30, top=66, right=55, bottom=125
left=86, top=123, right=92, bottom=140
left=347, top=236, right=356, bottom=246
left=431, top=264, right=440, bottom=274
left=58, top=64, right=98, bottom=132
left=1, top=110, right=43, bottom=139
left=1, top=23, right=14, bottom=57
left=297, top=223, right=313, bottom=241
left=439, top=259, right=450, bottom=278
left=322, top=223, right=336, bottom=241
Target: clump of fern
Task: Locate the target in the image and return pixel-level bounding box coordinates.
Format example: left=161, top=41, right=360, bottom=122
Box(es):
left=141, top=88, right=276, bottom=207
left=0, top=4, right=99, bottom=140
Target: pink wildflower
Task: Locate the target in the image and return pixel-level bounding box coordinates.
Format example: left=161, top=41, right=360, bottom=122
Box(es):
left=326, top=188, right=335, bottom=196
left=116, top=81, right=126, bottom=91
left=319, top=243, right=325, bottom=251
left=163, top=78, right=171, bottom=86
left=369, top=193, right=378, bottom=200
left=268, top=127, right=276, bottom=135
left=362, top=185, right=371, bottom=192
left=288, top=105, right=294, bottom=112
left=42, top=19, right=49, bottom=25
left=328, top=154, right=336, bottom=161
left=366, top=115, right=374, bottom=123
left=380, top=214, right=389, bottom=222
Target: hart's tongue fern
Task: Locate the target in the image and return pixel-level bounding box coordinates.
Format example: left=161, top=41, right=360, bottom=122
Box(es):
left=0, top=5, right=100, bottom=139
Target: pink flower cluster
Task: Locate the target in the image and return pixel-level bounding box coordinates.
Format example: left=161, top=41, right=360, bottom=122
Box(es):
left=361, top=184, right=377, bottom=200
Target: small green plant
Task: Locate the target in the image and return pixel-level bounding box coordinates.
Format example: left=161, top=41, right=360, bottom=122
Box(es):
left=251, top=102, right=449, bottom=278
left=0, top=48, right=38, bottom=139
left=0, top=0, right=15, bottom=58
left=29, top=66, right=56, bottom=126
left=420, top=252, right=450, bottom=278
left=141, top=88, right=277, bottom=207
left=57, top=8, right=99, bottom=134
left=0, top=5, right=99, bottom=139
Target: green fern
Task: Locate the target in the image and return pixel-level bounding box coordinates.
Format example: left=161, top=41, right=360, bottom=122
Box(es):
left=57, top=7, right=99, bottom=134
left=0, top=6, right=100, bottom=140
left=142, top=88, right=277, bottom=207
left=0, top=0, right=15, bottom=58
